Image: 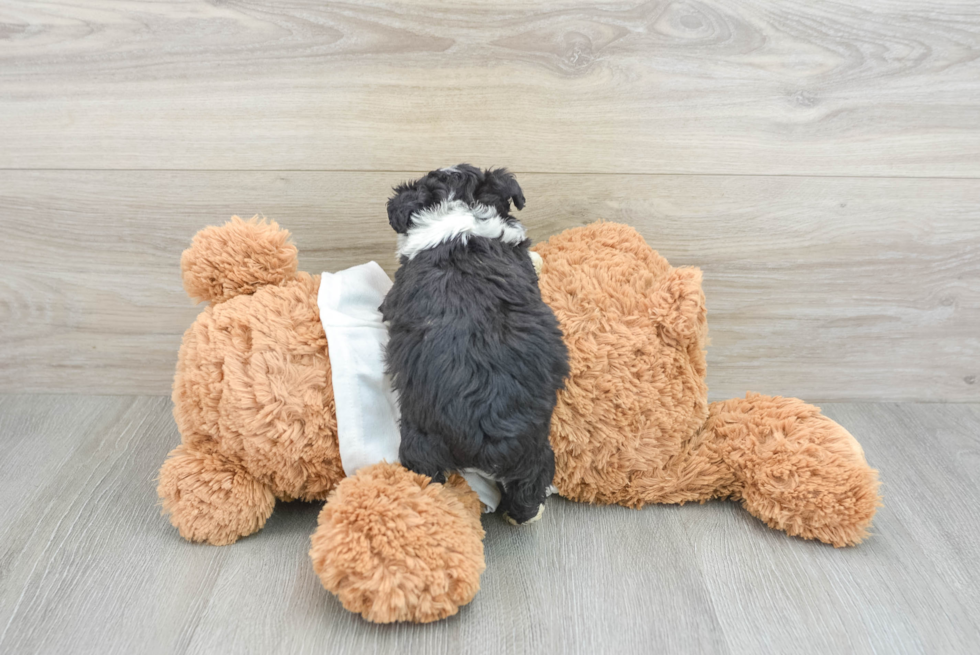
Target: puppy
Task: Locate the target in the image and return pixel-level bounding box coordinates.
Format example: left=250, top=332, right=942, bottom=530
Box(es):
left=381, top=165, right=569, bottom=525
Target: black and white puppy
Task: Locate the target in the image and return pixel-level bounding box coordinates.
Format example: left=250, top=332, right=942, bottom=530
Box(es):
left=381, top=165, right=569, bottom=525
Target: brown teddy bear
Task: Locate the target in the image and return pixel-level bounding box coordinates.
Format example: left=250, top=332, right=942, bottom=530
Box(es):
left=158, top=217, right=880, bottom=624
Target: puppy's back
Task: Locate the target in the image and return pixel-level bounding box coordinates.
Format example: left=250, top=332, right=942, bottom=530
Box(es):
left=384, top=236, right=567, bottom=453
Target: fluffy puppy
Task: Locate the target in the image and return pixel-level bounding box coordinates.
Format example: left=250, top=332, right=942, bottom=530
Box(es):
left=381, top=165, right=569, bottom=525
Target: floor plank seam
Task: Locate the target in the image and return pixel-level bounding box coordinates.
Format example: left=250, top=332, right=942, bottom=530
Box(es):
left=2, top=168, right=980, bottom=181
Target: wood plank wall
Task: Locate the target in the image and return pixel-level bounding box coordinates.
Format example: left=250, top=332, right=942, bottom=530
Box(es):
left=1, top=1, right=978, bottom=401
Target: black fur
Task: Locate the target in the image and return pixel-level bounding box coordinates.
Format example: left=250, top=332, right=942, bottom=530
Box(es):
left=386, top=164, right=525, bottom=234
left=381, top=165, right=568, bottom=524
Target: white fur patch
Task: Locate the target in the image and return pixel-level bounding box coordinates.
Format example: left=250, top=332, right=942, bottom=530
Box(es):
left=529, top=251, right=544, bottom=276
left=504, top=503, right=545, bottom=526
left=396, top=200, right=527, bottom=260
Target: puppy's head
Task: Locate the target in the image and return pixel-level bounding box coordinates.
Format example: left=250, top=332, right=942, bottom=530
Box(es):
left=387, top=164, right=525, bottom=234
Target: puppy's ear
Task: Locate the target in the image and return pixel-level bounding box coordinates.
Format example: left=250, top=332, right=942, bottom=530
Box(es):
left=387, top=183, right=433, bottom=233
left=476, top=168, right=526, bottom=215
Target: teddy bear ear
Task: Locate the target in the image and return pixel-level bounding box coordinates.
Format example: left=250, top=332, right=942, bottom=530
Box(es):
left=476, top=168, right=525, bottom=214
left=653, top=267, right=707, bottom=346
left=181, top=216, right=298, bottom=304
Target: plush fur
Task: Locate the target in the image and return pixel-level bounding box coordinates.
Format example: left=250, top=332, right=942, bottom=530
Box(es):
left=534, top=222, right=881, bottom=545
left=180, top=216, right=299, bottom=304
left=159, top=216, right=881, bottom=625
left=382, top=165, right=569, bottom=524
left=160, top=217, right=344, bottom=545
left=309, top=463, right=485, bottom=623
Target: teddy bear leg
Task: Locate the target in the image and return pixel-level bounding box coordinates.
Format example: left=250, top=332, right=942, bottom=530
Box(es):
left=704, top=394, right=881, bottom=547
left=158, top=443, right=276, bottom=546
left=310, top=462, right=486, bottom=623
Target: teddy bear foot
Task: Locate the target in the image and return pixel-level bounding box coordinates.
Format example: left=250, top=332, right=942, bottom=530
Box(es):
left=310, top=463, right=486, bottom=623
left=705, top=393, right=882, bottom=547
left=157, top=443, right=276, bottom=546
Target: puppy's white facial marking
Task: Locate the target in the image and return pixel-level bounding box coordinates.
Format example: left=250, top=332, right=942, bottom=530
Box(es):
left=396, top=200, right=527, bottom=260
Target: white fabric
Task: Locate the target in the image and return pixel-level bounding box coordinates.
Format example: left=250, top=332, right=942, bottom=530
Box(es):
left=318, top=262, right=501, bottom=512
left=318, top=262, right=401, bottom=477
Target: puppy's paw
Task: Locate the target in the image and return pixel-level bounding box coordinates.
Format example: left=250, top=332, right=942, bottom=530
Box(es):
left=502, top=503, right=545, bottom=526
left=529, top=250, right=543, bottom=276
left=525, top=503, right=545, bottom=524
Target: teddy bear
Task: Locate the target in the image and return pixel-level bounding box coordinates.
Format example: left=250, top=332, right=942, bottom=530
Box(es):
left=158, top=217, right=881, bottom=624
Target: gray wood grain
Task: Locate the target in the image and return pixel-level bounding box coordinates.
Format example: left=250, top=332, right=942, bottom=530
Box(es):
left=1, top=171, right=977, bottom=401
left=678, top=402, right=980, bottom=654
left=0, top=396, right=978, bottom=654
left=1, top=1, right=979, bottom=175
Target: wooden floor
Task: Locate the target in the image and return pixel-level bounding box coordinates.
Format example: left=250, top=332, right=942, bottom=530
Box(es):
left=0, top=395, right=977, bottom=654
left=2, top=0, right=979, bottom=402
